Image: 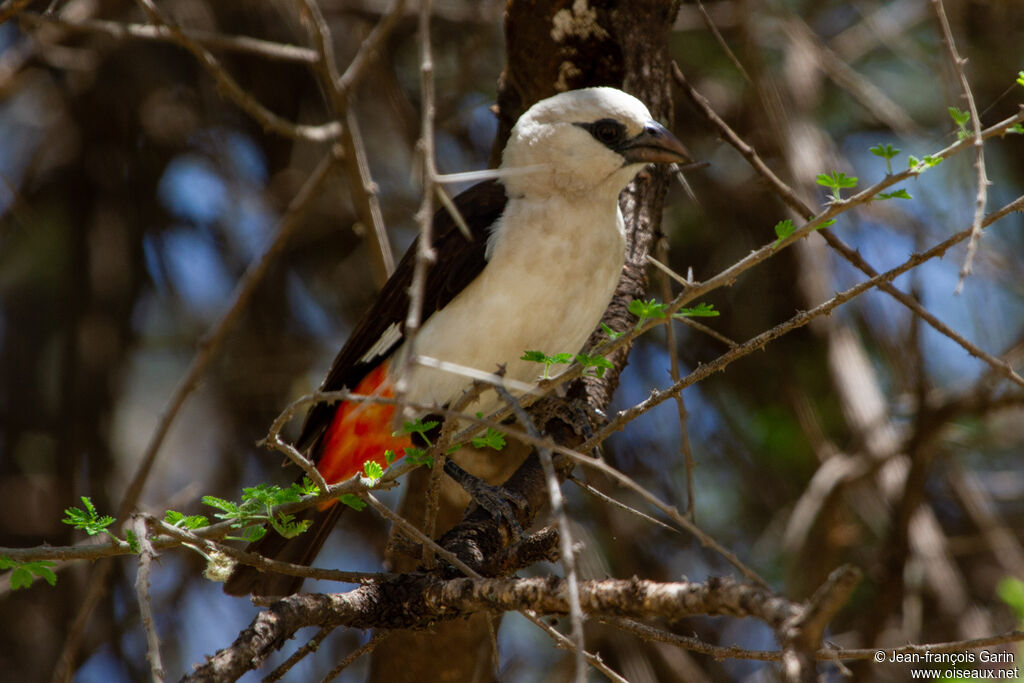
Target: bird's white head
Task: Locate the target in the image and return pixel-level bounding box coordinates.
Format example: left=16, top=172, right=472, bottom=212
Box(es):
left=499, top=87, right=690, bottom=199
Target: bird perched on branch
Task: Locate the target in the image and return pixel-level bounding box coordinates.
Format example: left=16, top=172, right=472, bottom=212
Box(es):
left=224, top=87, right=690, bottom=596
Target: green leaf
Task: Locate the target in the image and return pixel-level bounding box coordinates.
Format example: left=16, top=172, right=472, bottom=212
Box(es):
left=241, top=483, right=302, bottom=507
left=869, top=143, right=900, bottom=159
left=869, top=143, right=900, bottom=174
left=1, top=557, right=57, bottom=590
left=877, top=188, right=912, bottom=200
left=675, top=302, right=720, bottom=318
left=574, top=352, right=615, bottom=378
left=338, top=494, right=367, bottom=511
left=62, top=496, right=116, bottom=536
left=948, top=105, right=970, bottom=127
left=772, top=219, right=795, bottom=249
left=815, top=171, right=858, bottom=201
left=229, top=526, right=266, bottom=543
left=1009, top=123, right=1024, bottom=135
left=295, top=477, right=321, bottom=497
left=125, top=529, right=141, bottom=554
left=600, top=322, right=624, bottom=341
left=1017, top=71, right=1024, bottom=88
left=908, top=155, right=942, bottom=172
left=404, top=447, right=434, bottom=468
left=165, top=510, right=209, bottom=530
left=520, top=350, right=546, bottom=363
left=948, top=106, right=971, bottom=139
left=269, top=513, right=311, bottom=539
left=363, top=460, right=384, bottom=482
left=820, top=219, right=837, bottom=229
left=997, top=576, right=1024, bottom=624
left=201, top=495, right=239, bottom=515
left=384, top=449, right=396, bottom=466
left=628, top=298, right=668, bottom=329
left=472, top=428, right=506, bottom=451
left=815, top=171, right=858, bottom=189
left=521, top=350, right=574, bottom=379
left=396, top=418, right=439, bottom=446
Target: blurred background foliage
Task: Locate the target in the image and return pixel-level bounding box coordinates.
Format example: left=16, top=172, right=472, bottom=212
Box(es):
left=0, top=0, right=1022, bottom=681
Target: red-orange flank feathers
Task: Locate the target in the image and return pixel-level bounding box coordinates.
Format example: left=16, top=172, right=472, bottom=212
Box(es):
left=315, top=362, right=411, bottom=502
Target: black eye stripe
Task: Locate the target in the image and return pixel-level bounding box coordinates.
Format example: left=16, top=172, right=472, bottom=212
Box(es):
left=576, top=118, right=628, bottom=148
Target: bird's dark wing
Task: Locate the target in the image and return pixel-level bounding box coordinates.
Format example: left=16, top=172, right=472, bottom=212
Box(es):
left=296, top=179, right=508, bottom=455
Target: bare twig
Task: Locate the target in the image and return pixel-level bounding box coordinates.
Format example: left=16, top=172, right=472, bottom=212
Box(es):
left=568, top=476, right=677, bottom=533
left=674, top=62, right=1024, bottom=389
left=264, top=626, right=336, bottom=681
left=132, top=517, right=165, bottom=683
left=654, top=238, right=697, bottom=518
left=362, top=492, right=480, bottom=579
left=18, top=12, right=319, bottom=63
left=335, top=0, right=409, bottom=100
left=420, top=381, right=488, bottom=569
left=394, top=0, right=438, bottom=412
left=779, top=15, right=918, bottom=135
left=587, top=193, right=1024, bottom=450
left=321, top=632, right=387, bottom=683
left=929, top=0, right=989, bottom=292
left=342, top=108, right=395, bottom=284
left=493, top=385, right=587, bottom=683
left=694, top=0, right=750, bottom=83
left=156, top=519, right=387, bottom=588
left=132, top=0, right=340, bottom=141
left=296, top=0, right=396, bottom=284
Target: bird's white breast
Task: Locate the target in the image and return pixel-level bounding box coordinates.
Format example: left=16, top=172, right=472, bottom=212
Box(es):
left=394, top=192, right=625, bottom=415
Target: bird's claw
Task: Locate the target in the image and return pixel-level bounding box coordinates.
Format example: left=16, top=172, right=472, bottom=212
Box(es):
left=443, top=460, right=526, bottom=539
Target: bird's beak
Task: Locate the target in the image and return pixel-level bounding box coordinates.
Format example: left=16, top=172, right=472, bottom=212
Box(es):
left=620, top=121, right=691, bottom=165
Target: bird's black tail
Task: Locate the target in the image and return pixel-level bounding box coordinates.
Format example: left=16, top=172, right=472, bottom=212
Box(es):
left=223, top=503, right=345, bottom=597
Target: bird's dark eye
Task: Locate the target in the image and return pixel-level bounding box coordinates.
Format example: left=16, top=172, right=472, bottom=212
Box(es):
left=595, top=121, right=621, bottom=142
left=578, top=118, right=627, bottom=147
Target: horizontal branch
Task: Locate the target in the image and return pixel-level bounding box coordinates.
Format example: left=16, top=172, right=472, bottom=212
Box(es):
left=185, top=574, right=797, bottom=681
left=18, top=12, right=318, bottom=63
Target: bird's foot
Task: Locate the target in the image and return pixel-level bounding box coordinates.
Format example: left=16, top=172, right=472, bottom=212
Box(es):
left=443, top=459, right=526, bottom=539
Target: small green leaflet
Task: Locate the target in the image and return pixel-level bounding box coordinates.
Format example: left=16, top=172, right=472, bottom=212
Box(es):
left=63, top=496, right=116, bottom=537
left=773, top=218, right=834, bottom=249
left=869, top=143, right=900, bottom=175
left=674, top=302, right=719, bottom=318
left=0, top=556, right=57, bottom=590
left=908, top=154, right=942, bottom=171
left=1017, top=71, right=1024, bottom=88
left=295, top=477, right=321, bottom=497
left=948, top=106, right=971, bottom=140
left=628, top=298, right=668, bottom=328
left=396, top=418, right=439, bottom=446
left=404, top=447, right=434, bottom=468
left=165, top=510, right=209, bottom=530
left=338, top=494, right=367, bottom=511
left=125, top=528, right=141, bottom=554
left=877, top=189, right=912, bottom=201
left=574, top=352, right=614, bottom=378
left=472, top=428, right=506, bottom=451
left=601, top=322, right=624, bottom=341
left=521, top=350, right=574, bottom=379
left=363, top=460, right=384, bottom=482
left=816, top=171, right=858, bottom=201
left=773, top=219, right=795, bottom=249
